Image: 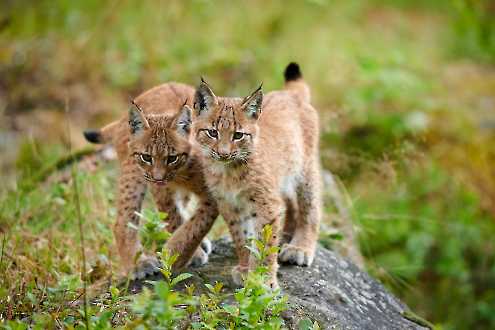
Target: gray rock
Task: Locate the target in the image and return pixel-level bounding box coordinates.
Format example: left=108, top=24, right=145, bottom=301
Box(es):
left=128, top=239, right=429, bottom=330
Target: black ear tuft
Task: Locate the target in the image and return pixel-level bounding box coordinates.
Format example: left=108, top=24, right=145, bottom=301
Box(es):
left=128, top=102, right=149, bottom=135
left=284, top=62, right=302, bottom=82
left=176, top=105, right=192, bottom=136
left=242, top=85, right=263, bottom=120
left=83, top=130, right=102, bottom=144
left=194, top=80, right=216, bottom=115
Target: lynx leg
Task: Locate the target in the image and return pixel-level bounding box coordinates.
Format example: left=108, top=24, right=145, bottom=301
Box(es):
left=163, top=196, right=218, bottom=269
left=249, top=193, right=284, bottom=289
left=113, top=158, right=149, bottom=277
left=150, top=186, right=212, bottom=267
left=221, top=206, right=256, bottom=286
left=279, top=162, right=322, bottom=267
left=150, top=185, right=183, bottom=232
left=281, top=197, right=298, bottom=245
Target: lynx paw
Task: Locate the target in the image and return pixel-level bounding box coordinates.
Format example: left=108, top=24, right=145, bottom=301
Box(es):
left=187, top=247, right=209, bottom=268
left=200, top=237, right=213, bottom=255
left=231, top=265, right=248, bottom=287
left=279, top=243, right=315, bottom=266
left=187, top=238, right=212, bottom=267
left=131, top=255, right=161, bottom=280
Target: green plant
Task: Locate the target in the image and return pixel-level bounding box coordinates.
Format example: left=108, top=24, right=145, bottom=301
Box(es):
left=129, top=225, right=288, bottom=329
left=201, top=226, right=287, bottom=329
left=297, top=318, right=321, bottom=330
left=128, top=250, right=193, bottom=329
left=132, top=209, right=171, bottom=253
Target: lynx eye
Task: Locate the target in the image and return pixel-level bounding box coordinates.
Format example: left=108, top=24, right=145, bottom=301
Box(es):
left=232, top=131, right=244, bottom=141
left=167, top=154, right=179, bottom=165
left=140, top=153, right=152, bottom=164
left=206, top=128, right=219, bottom=139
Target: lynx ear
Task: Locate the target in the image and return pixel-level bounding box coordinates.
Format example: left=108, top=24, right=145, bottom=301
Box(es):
left=175, top=104, right=192, bottom=136
left=194, top=78, right=217, bottom=116
left=241, top=84, right=263, bottom=120
left=128, top=102, right=149, bottom=135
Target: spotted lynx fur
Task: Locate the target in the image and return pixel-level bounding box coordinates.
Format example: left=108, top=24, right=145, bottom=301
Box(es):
left=84, top=63, right=321, bottom=288
left=189, top=63, right=322, bottom=288
left=84, top=83, right=218, bottom=279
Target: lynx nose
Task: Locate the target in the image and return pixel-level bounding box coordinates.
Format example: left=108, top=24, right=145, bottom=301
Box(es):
left=152, top=168, right=165, bottom=181
left=217, top=144, right=231, bottom=159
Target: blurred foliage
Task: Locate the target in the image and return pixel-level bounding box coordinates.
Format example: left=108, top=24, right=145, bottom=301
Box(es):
left=355, top=161, right=495, bottom=328
left=450, top=0, right=495, bottom=63
left=1, top=0, right=495, bottom=329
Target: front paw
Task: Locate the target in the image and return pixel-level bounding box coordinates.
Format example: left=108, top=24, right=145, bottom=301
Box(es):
left=279, top=243, right=315, bottom=266
left=231, top=265, right=248, bottom=287
left=187, top=247, right=209, bottom=268
left=131, top=255, right=161, bottom=280
left=200, top=237, right=213, bottom=255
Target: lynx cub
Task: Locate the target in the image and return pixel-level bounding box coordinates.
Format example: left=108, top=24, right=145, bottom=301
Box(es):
left=190, top=63, right=322, bottom=287
left=84, top=83, right=218, bottom=279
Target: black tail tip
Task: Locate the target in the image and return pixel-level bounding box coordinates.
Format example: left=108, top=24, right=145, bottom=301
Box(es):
left=284, top=62, right=302, bottom=82
left=83, top=130, right=102, bottom=144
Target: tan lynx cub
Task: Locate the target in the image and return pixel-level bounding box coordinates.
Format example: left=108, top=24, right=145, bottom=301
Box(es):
left=84, top=83, right=218, bottom=279
left=190, top=63, right=322, bottom=288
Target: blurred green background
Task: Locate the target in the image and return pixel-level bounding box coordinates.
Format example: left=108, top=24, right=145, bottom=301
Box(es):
left=1, top=0, right=494, bottom=329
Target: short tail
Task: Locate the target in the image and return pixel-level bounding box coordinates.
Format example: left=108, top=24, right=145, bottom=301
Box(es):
left=284, top=62, right=310, bottom=103
left=83, top=120, right=119, bottom=144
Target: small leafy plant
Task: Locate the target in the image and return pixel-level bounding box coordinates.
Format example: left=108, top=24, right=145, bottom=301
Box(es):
left=128, top=250, right=193, bottom=329
left=192, top=225, right=288, bottom=330
left=131, top=209, right=171, bottom=252
left=128, top=224, right=289, bottom=329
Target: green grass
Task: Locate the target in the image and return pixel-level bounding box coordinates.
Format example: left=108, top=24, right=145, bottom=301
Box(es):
left=1, top=0, right=495, bottom=329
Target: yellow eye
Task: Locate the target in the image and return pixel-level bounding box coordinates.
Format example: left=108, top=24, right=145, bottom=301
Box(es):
left=140, top=154, right=152, bottom=164
left=233, top=132, right=244, bottom=140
